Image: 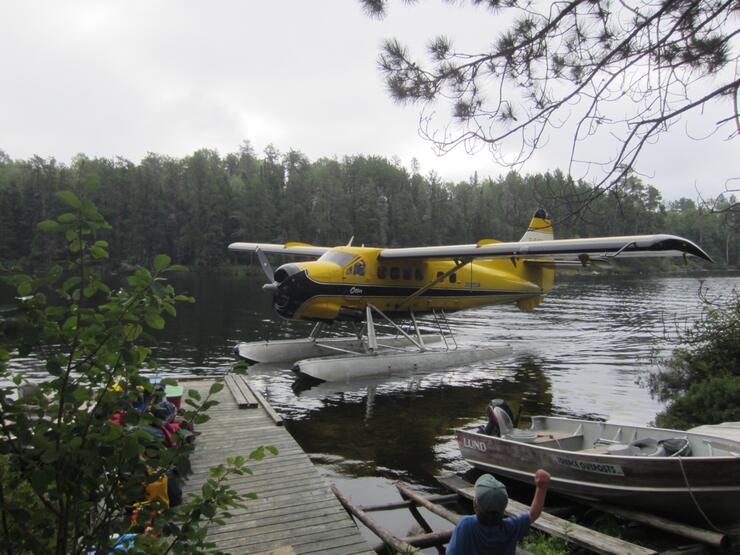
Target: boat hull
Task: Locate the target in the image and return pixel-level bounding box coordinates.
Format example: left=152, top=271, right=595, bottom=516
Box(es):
left=456, top=428, right=740, bottom=525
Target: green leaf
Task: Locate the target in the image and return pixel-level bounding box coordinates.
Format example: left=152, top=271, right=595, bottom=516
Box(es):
left=56, top=190, right=82, bottom=209
left=17, top=281, right=32, bottom=296
left=153, top=254, right=171, bottom=272
left=63, top=276, right=81, bottom=292
left=209, top=382, right=224, bottom=395
left=145, top=311, right=165, bottom=330
left=175, top=295, right=196, bottom=303
left=90, top=245, right=109, bottom=259
left=167, top=264, right=188, bottom=273
left=57, top=213, right=76, bottom=223
left=187, top=389, right=202, bottom=401
left=37, top=219, right=60, bottom=232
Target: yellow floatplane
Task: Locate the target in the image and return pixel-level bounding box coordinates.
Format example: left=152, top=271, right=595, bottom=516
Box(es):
left=229, top=210, right=711, bottom=381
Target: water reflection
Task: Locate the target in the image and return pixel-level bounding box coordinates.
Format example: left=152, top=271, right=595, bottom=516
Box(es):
left=4, top=272, right=739, bottom=488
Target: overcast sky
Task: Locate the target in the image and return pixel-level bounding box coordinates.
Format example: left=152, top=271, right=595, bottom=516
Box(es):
left=1, top=1, right=737, bottom=201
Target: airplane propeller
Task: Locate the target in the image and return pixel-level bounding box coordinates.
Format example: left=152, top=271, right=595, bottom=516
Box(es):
left=255, top=247, right=278, bottom=292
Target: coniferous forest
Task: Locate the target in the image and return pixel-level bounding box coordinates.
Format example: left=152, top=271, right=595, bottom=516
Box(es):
left=0, top=144, right=737, bottom=269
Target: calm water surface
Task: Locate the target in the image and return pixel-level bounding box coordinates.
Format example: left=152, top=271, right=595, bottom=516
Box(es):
left=7, top=272, right=739, bottom=544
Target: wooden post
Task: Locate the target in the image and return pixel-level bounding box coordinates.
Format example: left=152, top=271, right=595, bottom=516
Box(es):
left=331, top=484, right=421, bottom=554
left=371, top=530, right=453, bottom=552
left=396, top=482, right=461, bottom=524
left=590, top=503, right=731, bottom=550
left=396, top=485, right=445, bottom=555
left=360, top=493, right=459, bottom=513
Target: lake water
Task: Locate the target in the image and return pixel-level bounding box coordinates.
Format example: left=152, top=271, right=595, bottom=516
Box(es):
left=6, top=271, right=739, bottom=544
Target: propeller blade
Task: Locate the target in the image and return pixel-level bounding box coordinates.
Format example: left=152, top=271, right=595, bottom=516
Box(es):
left=255, top=247, right=274, bottom=282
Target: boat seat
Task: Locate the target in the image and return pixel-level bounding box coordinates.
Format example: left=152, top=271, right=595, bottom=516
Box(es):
left=533, top=430, right=576, bottom=443
left=533, top=433, right=585, bottom=450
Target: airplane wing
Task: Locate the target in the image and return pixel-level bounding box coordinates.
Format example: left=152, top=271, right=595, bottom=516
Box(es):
left=378, top=234, right=712, bottom=263
left=228, top=242, right=330, bottom=257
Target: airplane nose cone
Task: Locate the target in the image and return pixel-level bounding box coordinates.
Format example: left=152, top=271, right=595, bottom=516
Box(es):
left=270, top=263, right=304, bottom=311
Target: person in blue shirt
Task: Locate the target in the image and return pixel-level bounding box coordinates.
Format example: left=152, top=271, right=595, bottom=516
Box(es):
left=446, top=469, right=551, bottom=555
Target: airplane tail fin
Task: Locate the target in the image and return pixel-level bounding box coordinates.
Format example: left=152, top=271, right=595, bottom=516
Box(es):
left=520, top=209, right=553, bottom=242
left=517, top=209, right=554, bottom=312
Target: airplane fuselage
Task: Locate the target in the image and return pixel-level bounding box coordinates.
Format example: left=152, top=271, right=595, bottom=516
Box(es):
left=272, top=246, right=554, bottom=321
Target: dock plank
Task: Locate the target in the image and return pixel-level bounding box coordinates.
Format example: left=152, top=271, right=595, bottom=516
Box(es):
left=225, top=374, right=259, bottom=408
left=180, top=379, right=373, bottom=555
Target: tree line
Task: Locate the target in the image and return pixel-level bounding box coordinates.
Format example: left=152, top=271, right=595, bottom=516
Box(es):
left=0, top=144, right=737, bottom=269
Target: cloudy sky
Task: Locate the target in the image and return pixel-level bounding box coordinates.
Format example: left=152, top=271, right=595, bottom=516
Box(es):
left=1, top=1, right=737, bottom=201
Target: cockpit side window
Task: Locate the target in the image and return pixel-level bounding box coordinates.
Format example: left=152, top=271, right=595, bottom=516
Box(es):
left=318, top=251, right=357, bottom=268
left=352, top=260, right=365, bottom=276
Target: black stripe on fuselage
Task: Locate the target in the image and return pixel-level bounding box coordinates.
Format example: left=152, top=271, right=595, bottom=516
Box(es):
left=277, top=270, right=540, bottom=319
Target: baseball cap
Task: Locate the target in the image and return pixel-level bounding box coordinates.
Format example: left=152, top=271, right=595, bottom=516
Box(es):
left=474, top=474, right=508, bottom=514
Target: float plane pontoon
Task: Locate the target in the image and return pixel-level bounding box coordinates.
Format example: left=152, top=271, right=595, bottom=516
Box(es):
left=229, top=210, right=711, bottom=382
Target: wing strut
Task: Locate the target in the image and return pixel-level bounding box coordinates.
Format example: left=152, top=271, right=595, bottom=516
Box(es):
left=396, top=257, right=472, bottom=309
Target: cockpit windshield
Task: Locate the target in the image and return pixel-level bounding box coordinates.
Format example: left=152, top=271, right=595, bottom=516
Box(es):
left=318, top=251, right=356, bottom=267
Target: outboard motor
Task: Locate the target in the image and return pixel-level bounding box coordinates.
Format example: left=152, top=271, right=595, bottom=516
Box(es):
left=481, top=399, right=515, bottom=436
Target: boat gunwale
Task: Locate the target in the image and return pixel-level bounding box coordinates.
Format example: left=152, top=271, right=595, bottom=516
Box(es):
left=459, top=455, right=740, bottom=494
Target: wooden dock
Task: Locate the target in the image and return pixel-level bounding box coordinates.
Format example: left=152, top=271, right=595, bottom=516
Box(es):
left=180, top=377, right=374, bottom=555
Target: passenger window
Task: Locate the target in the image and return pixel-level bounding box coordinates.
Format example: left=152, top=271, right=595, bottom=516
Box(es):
left=377, top=266, right=387, bottom=279
left=353, top=260, right=365, bottom=276
left=403, top=268, right=412, bottom=280
left=436, top=271, right=444, bottom=279
left=390, top=267, right=400, bottom=280
left=415, top=268, right=423, bottom=281
left=449, top=272, right=457, bottom=284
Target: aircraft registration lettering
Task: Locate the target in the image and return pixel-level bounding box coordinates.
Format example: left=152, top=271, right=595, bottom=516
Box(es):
left=349, top=287, right=363, bottom=295
left=554, top=456, right=624, bottom=476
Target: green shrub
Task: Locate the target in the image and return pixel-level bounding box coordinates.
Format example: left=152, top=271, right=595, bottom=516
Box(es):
left=648, top=291, right=739, bottom=399
left=1, top=185, right=271, bottom=555
left=522, top=530, right=569, bottom=554
left=655, top=376, right=740, bottom=430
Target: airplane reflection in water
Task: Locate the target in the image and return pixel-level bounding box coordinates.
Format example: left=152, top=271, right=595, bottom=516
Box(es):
left=246, top=356, right=555, bottom=482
